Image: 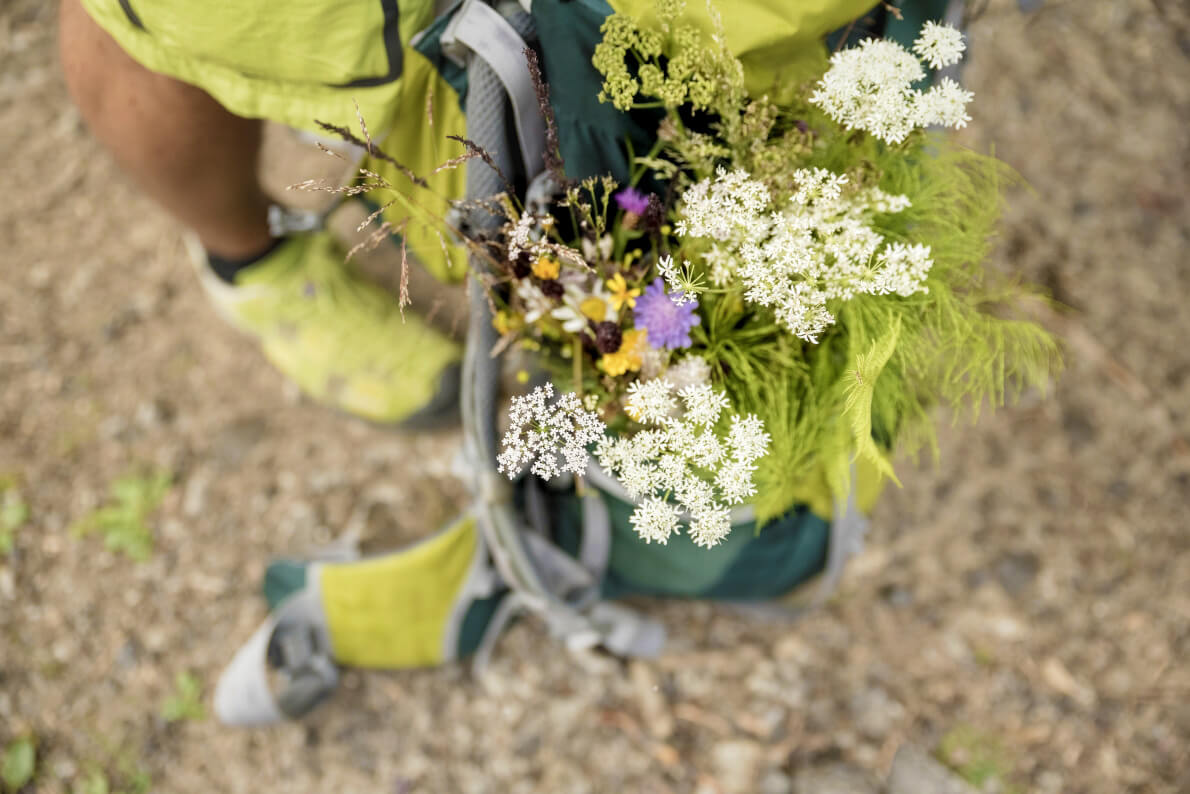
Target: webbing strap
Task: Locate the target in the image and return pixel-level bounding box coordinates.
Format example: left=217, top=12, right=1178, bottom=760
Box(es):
left=578, top=489, right=612, bottom=586
left=266, top=204, right=325, bottom=237
left=812, top=465, right=869, bottom=607
left=441, top=0, right=546, bottom=180
left=213, top=569, right=338, bottom=726
left=454, top=2, right=663, bottom=662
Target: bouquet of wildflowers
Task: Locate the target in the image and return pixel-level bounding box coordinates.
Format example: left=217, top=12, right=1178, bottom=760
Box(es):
left=361, top=2, right=1058, bottom=549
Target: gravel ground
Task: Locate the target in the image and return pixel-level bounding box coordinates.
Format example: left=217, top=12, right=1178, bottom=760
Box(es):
left=1, top=1, right=1187, bottom=792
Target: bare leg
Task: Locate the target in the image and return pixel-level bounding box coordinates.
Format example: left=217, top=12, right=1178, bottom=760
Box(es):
left=59, top=0, right=273, bottom=260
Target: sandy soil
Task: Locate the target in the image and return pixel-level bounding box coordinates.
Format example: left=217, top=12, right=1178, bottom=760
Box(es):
left=1, top=1, right=1187, bottom=792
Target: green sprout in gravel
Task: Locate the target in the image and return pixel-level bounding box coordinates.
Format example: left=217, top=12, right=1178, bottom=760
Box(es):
left=937, top=724, right=1022, bottom=794
left=73, top=764, right=151, bottom=794
left=2, top=736, right=36, bottom=792
left=73, top=770, right=111, bottom=794
left=161, top=671, right=206, bottom=723
left=0, top=481, right=29, bottom=557
left=72, top=736, right=152, bottom=794
left=71, top=469, right=171, bottom=562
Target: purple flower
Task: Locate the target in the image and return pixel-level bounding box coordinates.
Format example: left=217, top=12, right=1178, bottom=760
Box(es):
left=634, top=278, right=700, bottom=349
left=614, top=187, right=651, bottom=216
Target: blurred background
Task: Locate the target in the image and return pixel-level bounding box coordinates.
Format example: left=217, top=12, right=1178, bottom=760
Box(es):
left=1, top=0, right=1187, bottom=792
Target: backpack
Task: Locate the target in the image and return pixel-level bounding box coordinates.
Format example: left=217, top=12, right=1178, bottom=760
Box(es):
left=214, top=0, right=957, bottom=725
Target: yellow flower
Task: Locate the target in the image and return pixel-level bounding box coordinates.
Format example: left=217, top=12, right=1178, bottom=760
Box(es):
left=599, top=328, right=646, bottom=376
left=606, top=273, right=640, bottom=312
left=580, top=296, right=610, bottom=323
left=492, top=310, right=523, bottom=336
left=531, top=255, right=560, bottom=280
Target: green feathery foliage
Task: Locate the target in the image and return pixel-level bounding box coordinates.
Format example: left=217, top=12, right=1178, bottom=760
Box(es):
left=71, top=469, right=171, bottom=562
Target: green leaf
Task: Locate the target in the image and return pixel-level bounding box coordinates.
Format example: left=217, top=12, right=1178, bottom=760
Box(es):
left=1, top=737, right=36, bottom=790
left=840, top=318, right=902, bottom=486
left=161, top=671, right=205, bottom=723
left=73, top=770, right=110, bottom=794
left=70, top=469, right=171, bottom=563
left=118, top=764, right=152, bottom=794
left=938, top=724, right=1021, bottom=794
left=1, top=492, right=27, bottom=533
left=0, top=490, right=28, bottom=557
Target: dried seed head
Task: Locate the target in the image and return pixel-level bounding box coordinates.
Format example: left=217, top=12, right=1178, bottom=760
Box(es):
left=594, top=321, right=623, bottom=354
left=512, top=250, right=532, bottom=279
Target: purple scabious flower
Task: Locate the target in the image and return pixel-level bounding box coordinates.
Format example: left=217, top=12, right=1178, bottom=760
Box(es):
left=634, top=278, right=700, bottom=349
left=614, top=187, right=651, bottom=215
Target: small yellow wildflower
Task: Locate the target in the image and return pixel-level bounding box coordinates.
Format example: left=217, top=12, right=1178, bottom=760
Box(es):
left=531, top=255, right=560, bottom=280
left=492, top=310, right=523, bottom=336
left=606, top=273, right=640, bottom=312
left=599, top=328, right=646, bottom=376
left=580, top=296, right=609, bottom=323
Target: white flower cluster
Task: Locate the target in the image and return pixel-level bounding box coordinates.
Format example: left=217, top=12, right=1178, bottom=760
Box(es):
left=913, top=20, right=967, bottom=70
left=497, top=384, right=607, bottom=481
left=809, top=23, right=972, bottom=144
left=506, top=212, right=536, bottom=263
left=656, top=254, right=698, bottom=305
left=596, top=379, right=770, bottom=548
left=505, top=211, right=558, bottom=263
left=675, top=168, right=771, bottom=245
left=677, top=167, right=934, bottom=342
left=675, top=169, right=778, bottom=290
left=662, top=355, right=711, bottom=392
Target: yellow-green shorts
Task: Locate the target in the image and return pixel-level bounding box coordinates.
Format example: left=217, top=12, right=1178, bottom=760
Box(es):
left=80, top=0, right=470, bottom=280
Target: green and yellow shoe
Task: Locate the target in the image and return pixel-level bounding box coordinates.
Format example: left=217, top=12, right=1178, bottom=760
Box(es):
left=214, top=514, right=506, bottom=725
left=187, top=231, right=461, bottom=426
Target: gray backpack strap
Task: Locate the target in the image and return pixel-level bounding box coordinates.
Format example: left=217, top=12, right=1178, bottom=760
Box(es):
left=441, top=0, right=546, bottom=180
left=455, top=1, right=663, bottom=662
left=577, top=489, right=613, bottom=586
left=812, top=465, right=869, bottom=606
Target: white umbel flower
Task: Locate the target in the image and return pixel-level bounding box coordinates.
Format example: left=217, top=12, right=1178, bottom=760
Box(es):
left=630, top=497, right=681, bottom=544
left=625, top=378, right=677, bottom=425
left=689, top=505, right=732, bottom=548
left=678, top=383, right=729, bottom=427
left=809, top=23, right=972, bottom=144
left=809, top=38, right=925, bottom=144
left=726, top=413, right=771, bottom=464
left=791, top=167, right=850, bottom=206
left=675, top=166, right=773, bottom=244
left=913, top=21, right=966, bottom=69
left=663, top=355, right=712, bottom=392
left=868, top=242, right=934, bottom=297
left=599, top=380, right=770, bottom=548
left=715, top=460, right=758, bottom=504
left=656, top=254, right=698, bottom=305
left=677, top=166, right=934, bottom=342
left=914, top=77, right=973, bottom=130
left=498, top=385, right=606, bottom=481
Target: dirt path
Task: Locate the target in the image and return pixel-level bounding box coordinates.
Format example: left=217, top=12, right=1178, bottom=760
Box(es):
left=1, top=1, right=1187, bottom=792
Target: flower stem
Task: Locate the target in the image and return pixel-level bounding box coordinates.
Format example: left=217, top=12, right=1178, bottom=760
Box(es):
left=572, top=337, right=583, bottom=397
